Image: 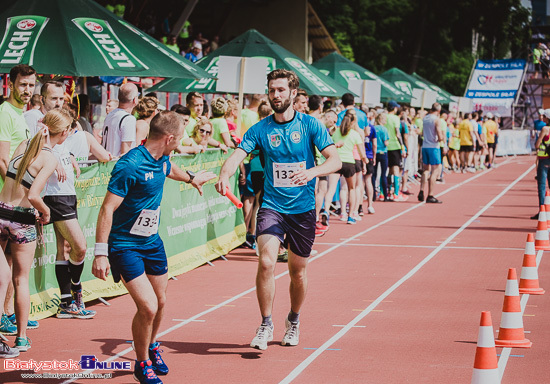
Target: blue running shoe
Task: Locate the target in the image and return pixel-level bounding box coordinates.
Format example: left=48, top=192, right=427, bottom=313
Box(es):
left=347, top=217, right=356, bottom=225
left=7, top=313, right=39, bottom=330
left=72, top=290, right=97, bottom=316
left=133, top=360, right=162, bottom=384
left=0, top=314, right=16, bottom=335
left=149, top=342, right=168, bottom=375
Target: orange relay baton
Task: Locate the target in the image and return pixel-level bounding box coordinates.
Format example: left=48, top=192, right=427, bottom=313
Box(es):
left=225, top=187, right=243, bottom=209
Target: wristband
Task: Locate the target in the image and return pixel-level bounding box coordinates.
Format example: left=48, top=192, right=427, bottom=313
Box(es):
left=94, top=243, right=109, bottom=257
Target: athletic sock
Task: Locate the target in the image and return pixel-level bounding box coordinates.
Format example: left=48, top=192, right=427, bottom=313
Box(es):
left=55, top=261, right=72, bottom=305
left=394, top=175, right=400, bottom=195
left=69, top=258, right=84, bottom=292
left=287, top=311, right=300, bottom=324
left=261, top=315, right=273, bottom=327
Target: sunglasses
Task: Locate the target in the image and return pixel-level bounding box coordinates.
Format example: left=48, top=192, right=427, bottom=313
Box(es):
left=199, top=128, right=211, bottom=135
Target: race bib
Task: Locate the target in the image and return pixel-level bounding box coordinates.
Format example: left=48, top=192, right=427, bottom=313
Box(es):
left=130, top=207, right=160, bottom=237
left=273, top=162, right=306, bottom=188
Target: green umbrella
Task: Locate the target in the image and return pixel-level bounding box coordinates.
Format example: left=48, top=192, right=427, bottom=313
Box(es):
left=411, top=72, right=455, bottom=101
left=380, top=68, right=453, bottom=104
left=0, top=0, right=211, bottom=79
left=148, top=29, right=353, bottom=97
left=312, top=52, right=410, bottom=103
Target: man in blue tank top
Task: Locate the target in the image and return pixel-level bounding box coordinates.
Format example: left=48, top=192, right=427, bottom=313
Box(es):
left=216, top=69, right=341, bottom=350
left=92, top=111, right=216, bottom=384
left=418, top=103, right=445, bottom=204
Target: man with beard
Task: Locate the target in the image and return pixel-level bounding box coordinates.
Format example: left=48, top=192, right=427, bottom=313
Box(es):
left=216, top=69, right=341, bottom=350
left=24, top=81, right=65, bottom=136
left=0, top=64, right=36, bottom=342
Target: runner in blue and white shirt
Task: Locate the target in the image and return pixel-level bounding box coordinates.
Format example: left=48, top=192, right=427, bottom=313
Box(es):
left=92, top=111, right=215, bottom=384
left=216, top=69, right=341, bottom=351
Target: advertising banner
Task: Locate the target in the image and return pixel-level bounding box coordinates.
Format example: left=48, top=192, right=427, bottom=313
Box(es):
left=465, top=59, right=526, bottom=116
left=28, top=151, right=246, bottom=320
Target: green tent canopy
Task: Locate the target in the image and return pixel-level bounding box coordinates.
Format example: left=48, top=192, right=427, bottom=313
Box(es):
left=313, top=52, right=410, bottom=104
left=380, top=68, right=453, bottom=104
left=0, top=0, right=211, bottom=79
left=411, top=72, right=455, bottom=102
left=148, top=29, right=353, bottom=97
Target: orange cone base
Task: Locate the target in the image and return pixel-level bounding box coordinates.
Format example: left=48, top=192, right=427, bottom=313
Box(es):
left=519, top=287, right=545, bottom=295
left=494, top=338, right=532, bottom=348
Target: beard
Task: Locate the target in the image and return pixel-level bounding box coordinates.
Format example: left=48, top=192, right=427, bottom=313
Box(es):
left=269, top=96, right=292, bottom=114
left=14, top=89, right=31, bottom=105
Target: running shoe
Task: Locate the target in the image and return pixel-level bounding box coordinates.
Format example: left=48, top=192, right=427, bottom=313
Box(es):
left=347, top=217, right=356, bottom=225
left=531, top=213, right=539, bottom=220
left=250, top=324, right=274, bottom=350
left=281, top=319, right=300, bottom=346
left=0, top=340, right=19, bottom=358
left=393, top=194, right=409, bottom=202
left=435, top=178, right=445, bottom=184
left=417, top=190, right=425, bottom=202
left=315, top=222, right=328, bottom=232
left=352, top=213, right=362, bottom=221
left=401, top=190, right=413, bottom=196
left=339, top=214, right=348, bottom=222
left=14, top=336, right=31, bottom=352
left=320, top=211, right=329, bottom=227
left=426, top=196, right=443, bottom=204
left=6, top=313, right=39, bottom=330
left=358, top=205, right=364, bottom=216
left=0, top=314, right=16, bottom=335
left=315, top=228, right=325, bottom=237
left=56, top=302, right=95, bottom=319
left=72, top=290, right=97, bottom=316
left=134, top=360, right=162, bottom=384
left=367, top=207, right=375, bottom=214
left=149, top=342, right=168, bottom=376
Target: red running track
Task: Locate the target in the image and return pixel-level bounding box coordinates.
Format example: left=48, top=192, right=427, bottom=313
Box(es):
left=0, top=155, right=548, bottom=384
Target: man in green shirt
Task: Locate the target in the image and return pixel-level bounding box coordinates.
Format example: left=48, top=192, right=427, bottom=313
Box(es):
left=0, top=64, right=36, bottom=192
left=241, top=94, right=263, bottom=137
left=185, top=92, right=204, bottom=135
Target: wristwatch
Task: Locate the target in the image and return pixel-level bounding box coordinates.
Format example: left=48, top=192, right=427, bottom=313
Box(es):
left=186, top=170, right=195, bottom=183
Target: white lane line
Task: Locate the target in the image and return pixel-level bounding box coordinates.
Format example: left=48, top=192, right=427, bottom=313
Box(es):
left=61, top=158, right=519, bottom=384
left=314, top=243, right=524, bottom=251
left=498, top=249, right=544, bottom=381
left=279, top=163, right=535, bottom=384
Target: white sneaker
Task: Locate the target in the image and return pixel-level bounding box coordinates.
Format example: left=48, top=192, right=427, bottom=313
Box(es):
left=281, top=319, right=300, bottom=346
left=367, top=206, right=375, bottom=214
left=250, top=324, right=273, bottom=350
left=339, top=214, right=348, bottom=222
left=352, top=213, right=362, bottom=221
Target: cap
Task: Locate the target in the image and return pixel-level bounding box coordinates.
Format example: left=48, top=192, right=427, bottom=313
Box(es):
left=157, top=104, right=166, bottom=111
left=387, top=100, right=400, bottom=110
left=486, top=112, right=494, bottom=119
left=193, top=42, right=202, bottom=50
left=539, top=109, right=545, bottom=116
left=542, top=109, right=550, bottom=119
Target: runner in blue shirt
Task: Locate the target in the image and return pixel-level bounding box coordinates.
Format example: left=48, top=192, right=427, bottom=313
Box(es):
left=337, top=92, right=368, bottom=129
left=216, top=69, right=341, bottom=351
left=92, top=111, right=215, bottom=384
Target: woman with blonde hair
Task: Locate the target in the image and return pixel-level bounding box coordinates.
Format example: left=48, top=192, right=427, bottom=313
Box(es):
left=191, top=117, right=226, bottom=150
left=134, top=96, right=159, bottom=144
left=324, top=109, right=368, bottom=224
left=0, top=108, right=73, bottom=352
left=210, top=97, right=234, bottom=148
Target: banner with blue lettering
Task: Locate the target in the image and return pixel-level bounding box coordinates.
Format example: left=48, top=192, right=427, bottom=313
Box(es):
left=465, top=59, right=526, bottom=117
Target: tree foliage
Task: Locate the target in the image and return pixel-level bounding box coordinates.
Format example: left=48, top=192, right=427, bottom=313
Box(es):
left=315, top=0, right=531, bottom=95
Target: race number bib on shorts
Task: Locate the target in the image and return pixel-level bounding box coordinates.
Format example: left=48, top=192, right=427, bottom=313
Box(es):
left=273, top=162, right=306, bottom=188
left=130, top=208, right=160, bottom=237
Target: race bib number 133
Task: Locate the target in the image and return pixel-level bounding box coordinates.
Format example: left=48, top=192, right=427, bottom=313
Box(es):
left=273, top=162, right=306, bottom=188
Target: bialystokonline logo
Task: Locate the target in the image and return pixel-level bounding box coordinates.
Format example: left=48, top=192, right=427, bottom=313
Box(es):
left=16, top=19, right=36, bottom=30
left=4, top=355, right=131, bottom=372
left=84, top=21, right=103, bottom=33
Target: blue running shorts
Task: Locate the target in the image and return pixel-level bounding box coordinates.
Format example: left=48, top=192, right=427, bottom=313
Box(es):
left=422, top=147, right=442, bottom=166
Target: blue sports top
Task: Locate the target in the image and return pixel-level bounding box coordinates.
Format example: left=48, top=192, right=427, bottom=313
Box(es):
left=238, top=112, right=334, bottom=214
left=337, top=107, right=368, bottom=129
left=107, top=145, right=172, bottom=248
left=364, top=123, right=377, bottom=159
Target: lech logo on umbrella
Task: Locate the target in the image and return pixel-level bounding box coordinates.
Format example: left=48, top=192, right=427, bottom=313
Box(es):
left=0, top=15, right=49, bottom=65
left=17, top=19, right=37, bottom=30
left=72, top=17, right=148, bottom=71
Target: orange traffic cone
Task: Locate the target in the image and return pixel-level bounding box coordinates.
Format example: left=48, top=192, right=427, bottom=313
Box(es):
left=471, top=311, right=499, bottom=384
left=535, top=205, right=550, bottom=251
left=495, top=268, right=532, bottom=348
left=519, top=234, right=545, bottom=295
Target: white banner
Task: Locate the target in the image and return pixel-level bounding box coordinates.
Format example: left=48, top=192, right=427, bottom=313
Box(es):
left=465, top=59, right=526, bottom=117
